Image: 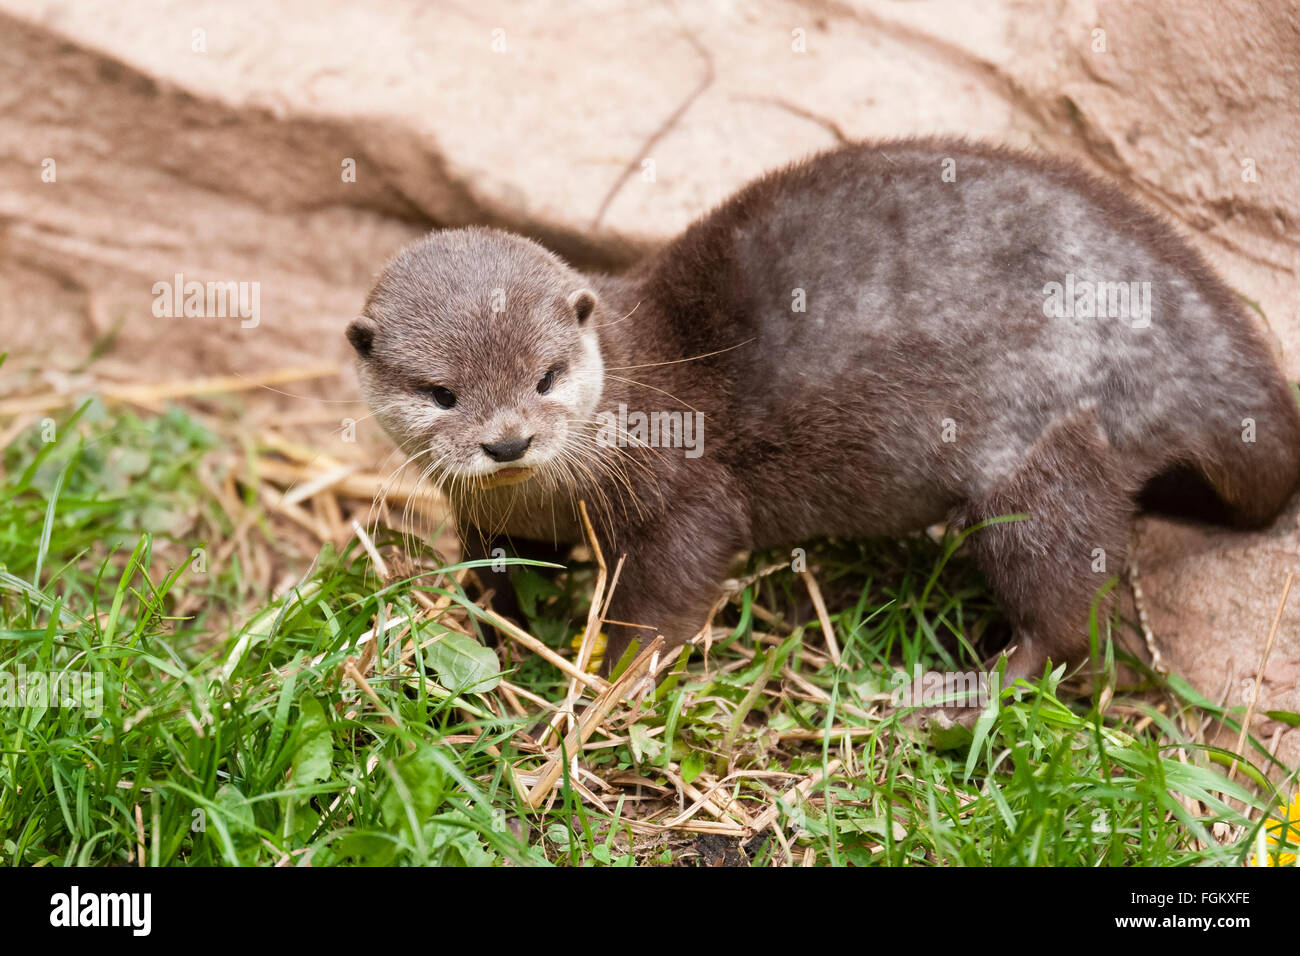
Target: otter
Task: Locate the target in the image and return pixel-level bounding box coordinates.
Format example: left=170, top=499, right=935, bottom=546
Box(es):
left=346, top=138, right=1300, bottom=684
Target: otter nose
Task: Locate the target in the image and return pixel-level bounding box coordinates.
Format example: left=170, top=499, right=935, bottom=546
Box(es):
left=481, top=435, right=532, bottom=463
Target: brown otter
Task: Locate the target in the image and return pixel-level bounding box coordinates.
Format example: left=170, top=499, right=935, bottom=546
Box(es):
left=346, top=137, right=1300, bottom=683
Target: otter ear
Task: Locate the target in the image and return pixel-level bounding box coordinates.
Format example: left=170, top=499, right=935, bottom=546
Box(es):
left=346, top=316, right=376, bottom=358
left=567, top=288, right=596, bottom=325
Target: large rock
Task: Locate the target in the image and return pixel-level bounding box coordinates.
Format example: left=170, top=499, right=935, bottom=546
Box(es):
left=1, top=0, right=1296, bottom=768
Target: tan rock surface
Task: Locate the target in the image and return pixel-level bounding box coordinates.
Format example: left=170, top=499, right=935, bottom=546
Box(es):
left=1, top=0, right=1296, bottom=769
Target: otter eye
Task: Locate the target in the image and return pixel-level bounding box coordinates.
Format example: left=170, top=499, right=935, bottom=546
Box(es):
left=537, top=369, right=558, bottom=395
left=427, top=386, right=457, bottom=409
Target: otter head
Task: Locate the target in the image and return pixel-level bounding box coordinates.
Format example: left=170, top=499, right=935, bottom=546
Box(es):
left=346, top=228, right=605, bottom=494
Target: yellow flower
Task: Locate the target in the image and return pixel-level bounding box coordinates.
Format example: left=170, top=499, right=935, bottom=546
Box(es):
left=570, top=628, right=607, bottom=674
left=1253, top=791, right=1300, bottom=866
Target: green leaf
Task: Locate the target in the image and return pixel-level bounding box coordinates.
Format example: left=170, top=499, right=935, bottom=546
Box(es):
left=1265, top=710, right=1300, bottom=727
left=425, top=810, right=495, bottom=866
left=546, top=823, right=571, bottom=850
left=425, top=627, right=501, bottom=693
left=930, top=717, right=975, bottom=753
left=681, top=751, right=705, bottom=784
left=511, top=564, right=562, bottom=621
left=629, top=723, right=662, bottom=763
left=330, top=832, right=395, bottom=866
left=608, top=638, right=641, bottom=680
left=291, top=695, right=332, bottom=786
left=213, top=784, right=257, bottom=845
left=381, top=747, right=448, bottom=836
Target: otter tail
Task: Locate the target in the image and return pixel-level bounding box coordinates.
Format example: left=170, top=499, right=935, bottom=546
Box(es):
left=1144, top=375, right=1300, bottom=529
left=1209, top=375, right=1300, bottom=528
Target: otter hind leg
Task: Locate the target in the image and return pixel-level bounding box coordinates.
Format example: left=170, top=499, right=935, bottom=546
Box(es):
left=958, top=413, right=1139, bottom=684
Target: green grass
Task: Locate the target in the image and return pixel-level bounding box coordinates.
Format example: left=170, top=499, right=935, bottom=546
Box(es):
left=0, top=402, right=1296, bottom=866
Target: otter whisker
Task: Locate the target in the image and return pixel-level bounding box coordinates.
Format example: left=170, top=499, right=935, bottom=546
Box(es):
left=604, top=338, right=755, bottom=372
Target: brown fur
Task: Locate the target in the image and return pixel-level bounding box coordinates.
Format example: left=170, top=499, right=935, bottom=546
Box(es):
left=349, top=138, right=1300, bottom=683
